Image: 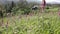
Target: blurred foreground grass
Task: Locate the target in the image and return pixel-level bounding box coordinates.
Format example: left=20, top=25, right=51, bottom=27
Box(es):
left=0, top=11, right=60, bottom=34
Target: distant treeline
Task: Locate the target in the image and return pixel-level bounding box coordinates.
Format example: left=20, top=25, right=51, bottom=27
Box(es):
left=0, top=0, right=60, bottom=17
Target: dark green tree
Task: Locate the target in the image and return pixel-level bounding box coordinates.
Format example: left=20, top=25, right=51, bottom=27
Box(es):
left=6, top=1, right=15, bottom=13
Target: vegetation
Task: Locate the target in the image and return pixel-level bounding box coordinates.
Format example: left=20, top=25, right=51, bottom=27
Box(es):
left=0, top=11, right=60, bottom=34
left=0, top=0, right=60, bottom=34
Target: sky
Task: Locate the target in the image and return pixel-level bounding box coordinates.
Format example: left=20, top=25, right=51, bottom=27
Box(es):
left=0, top=0, right=60, bottom=2
left=27, top=0, right=60, bottom=3
left=27, top=0, right=60, bottom=2
left=0, top=0, right=60, bottom=4
left=45, top=0, right=60, bottom=3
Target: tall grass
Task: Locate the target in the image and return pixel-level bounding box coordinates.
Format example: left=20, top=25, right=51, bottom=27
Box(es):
left=0, top=11, right=60, bottom=34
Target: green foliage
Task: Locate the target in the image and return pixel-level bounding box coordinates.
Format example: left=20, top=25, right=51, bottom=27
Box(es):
left=0, top=8, right=59, bottom=34
left=0, top=1, right=60, bottom=34
left=5, top=1, right=15, bottom=13
left=21, top=8, right=31, bottom=14
left=0, top=13, right=60, bottom=34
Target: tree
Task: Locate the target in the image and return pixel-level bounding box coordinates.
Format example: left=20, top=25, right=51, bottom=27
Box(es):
left=5, top=1, right=15, bottom=13
left=17, top=0, right=32, bottom=15
left=0, top=10, right=3, bottom=18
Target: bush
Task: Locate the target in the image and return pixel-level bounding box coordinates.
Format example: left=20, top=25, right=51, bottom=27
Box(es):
left=20, top=8, right=31, bottom=15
